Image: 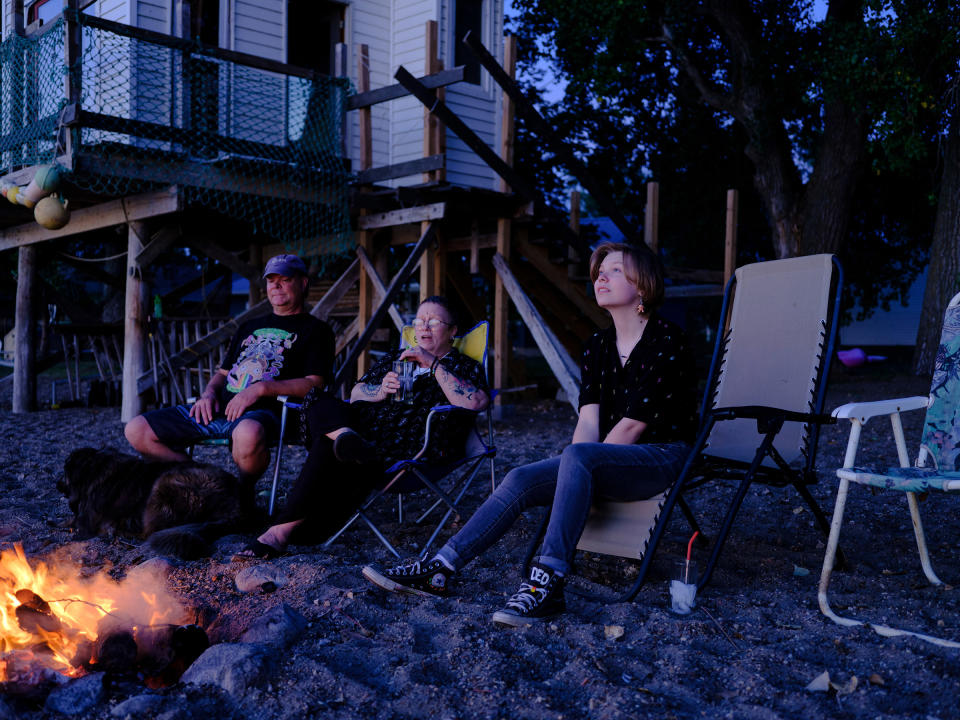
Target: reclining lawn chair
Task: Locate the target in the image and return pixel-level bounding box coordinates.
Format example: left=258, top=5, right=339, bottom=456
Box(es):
left=530, top=254, right=843, bottom=602
left=817, top=292, right=960, bottom=648
left=319, top=321, right=496, bottom=558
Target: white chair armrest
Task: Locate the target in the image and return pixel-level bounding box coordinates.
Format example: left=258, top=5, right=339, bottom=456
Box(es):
left=832, top=396, right=929, bottom=422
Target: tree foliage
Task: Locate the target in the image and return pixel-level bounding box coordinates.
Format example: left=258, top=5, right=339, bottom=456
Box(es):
left=508, top=0, right=960, bottom=331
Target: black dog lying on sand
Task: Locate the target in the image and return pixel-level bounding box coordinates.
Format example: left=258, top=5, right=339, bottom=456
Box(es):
left=58, top=448, right=254, bottom=559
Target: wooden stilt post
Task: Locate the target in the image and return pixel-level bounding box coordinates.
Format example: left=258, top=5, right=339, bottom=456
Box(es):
left=13, top=246, right=37, bottom=413
left=422, top=21, right=444, bottom=183
left=358, top=44, right=372, bottom=172
left=122, top=222, right=148, bottom=423
left=357, top=230, right=375, bottom=376
left=644, top=181, right=659, bottom=252
left=494, top=35, right=517, bottom=404
left=724, top=189, right=739, bottom=288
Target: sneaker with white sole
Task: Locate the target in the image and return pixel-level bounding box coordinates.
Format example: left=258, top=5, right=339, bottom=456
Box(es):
left=491, top=562, right=565, bottom=627
left=362, top=557, right=451, bottom=598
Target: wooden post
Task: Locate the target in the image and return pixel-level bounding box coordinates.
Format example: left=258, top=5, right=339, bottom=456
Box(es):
left=422, top=21, right=444, bottom=183
left=419, top=224, right=437, bottom=301
left=13, top=246, right=37, bottom=413
left=494, top=35, right=516, bottom=401
left=568, top=190, right=581, bottom=279
left=644, top=181, right=659, bottom=252
left=334, top=43, right=349, bottom=157
left=357, top=230, right=375, bottom=376
left=63, top=0, right=82, bottom=160
left=358, top=44, right=372, bottom=171
left=724, top=188, right=739, bottom=288
left=248, top=243, right=262, bottom=308
left=122, top=222, right=148, bottom=423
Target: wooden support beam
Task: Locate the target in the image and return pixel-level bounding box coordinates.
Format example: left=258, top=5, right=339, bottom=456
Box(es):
left=358, top=44, right=372, bottom=172
left=494, top=35, right=516, bottom=402
left=188, top=235, right=261, bottom=284
left=645, top=181, right=659, bottom=252
left=419, top=221, right=437, bottom=301
left=347, top=67, right=465, bottom=110
left=355, top=155, right=445, bottom=185
left=515, top=235, right=609, bottom=327
left=357, top=230, right=375, bottom=376
left=357, top=202, right=446, bottom=230
left=423, top=21, right=445, bottom=183
left=469, top=219, right=480, bottom=274
left=13, top=245, right=37, bottom=412
left=122, top=222, right=148, bottom=422
left=310, top=258, right=360, bottom=320
left=0, top=186, right=181, bottom=252
left=135, top=223, right=181, bottom=267
left=356, top=245, right=405, bottom=331
left=335, top=317, right=359, bottom=355
left=724, top=188, right=738, bottom=288
left=492, top=253, right=580, bottom=411
left=334, top=222, right=436, bottom=391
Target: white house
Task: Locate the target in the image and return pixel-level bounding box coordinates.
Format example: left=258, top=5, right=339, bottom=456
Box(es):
left=7, top=0, right=506, bottom=190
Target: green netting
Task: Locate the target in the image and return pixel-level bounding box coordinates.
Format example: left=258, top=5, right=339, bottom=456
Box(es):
left=0, top=11, right=354, bottom=260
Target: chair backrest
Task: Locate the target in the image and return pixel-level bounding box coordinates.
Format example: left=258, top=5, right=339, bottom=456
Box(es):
left=919, top=293, right=960, bottom=471
left=400, top=321, right=489, bottom=366
left=703, top=254, right=840, bottom=467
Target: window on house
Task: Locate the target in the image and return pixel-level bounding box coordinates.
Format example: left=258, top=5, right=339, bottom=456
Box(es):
left=453, top=0, right=483, bottom=85
left=26, top=0, right=60, bottom=26
left=288, top=1, right=345, bottom=76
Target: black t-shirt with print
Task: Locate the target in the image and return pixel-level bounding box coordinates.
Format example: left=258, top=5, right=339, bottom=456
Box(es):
left=351, top=347, right=489, bottom=468
left=219, top=312, right=335, bottom=416
left=578, top=316, right=698, bottom=444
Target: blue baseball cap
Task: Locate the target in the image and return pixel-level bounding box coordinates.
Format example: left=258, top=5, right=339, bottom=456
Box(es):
left=262, top=254, right=307, bottom=278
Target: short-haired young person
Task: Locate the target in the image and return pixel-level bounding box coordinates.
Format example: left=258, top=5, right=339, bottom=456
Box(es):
left=363, top=242, right=698, bottom=627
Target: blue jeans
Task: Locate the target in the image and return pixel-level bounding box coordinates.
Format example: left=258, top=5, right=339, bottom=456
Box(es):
left=437, top=441, right=691, bottom=575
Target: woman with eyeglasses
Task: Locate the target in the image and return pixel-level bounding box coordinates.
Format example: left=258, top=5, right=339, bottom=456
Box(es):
left=234, top=295, right=489, bottom=560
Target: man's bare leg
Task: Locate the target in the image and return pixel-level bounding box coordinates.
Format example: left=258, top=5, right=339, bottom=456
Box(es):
left=124, top=415, right=190, bottom=462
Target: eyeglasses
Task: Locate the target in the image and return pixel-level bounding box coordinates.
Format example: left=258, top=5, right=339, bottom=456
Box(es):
left=413, top=317, right=453, bottom=330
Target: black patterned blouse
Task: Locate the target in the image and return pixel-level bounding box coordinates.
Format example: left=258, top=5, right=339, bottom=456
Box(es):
left=578, top=316, right=698, bottom=444
left=350, top=347, right=488, bottom=468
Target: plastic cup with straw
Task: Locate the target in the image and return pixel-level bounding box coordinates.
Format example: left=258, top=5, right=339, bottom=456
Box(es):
left=670, top=530, right=700, bottom=614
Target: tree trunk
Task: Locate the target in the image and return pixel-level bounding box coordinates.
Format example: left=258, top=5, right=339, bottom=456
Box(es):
left=800, top=99, right=866, bottom=256
left=914, top=102, right=960, bottom=375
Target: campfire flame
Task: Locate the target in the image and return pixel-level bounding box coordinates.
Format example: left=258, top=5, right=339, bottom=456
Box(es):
left=1, top=543, right=188, bottom=683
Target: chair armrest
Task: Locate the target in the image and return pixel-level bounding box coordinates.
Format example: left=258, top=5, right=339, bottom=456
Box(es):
left=275, top=394, right=303, bottom=410
left=831, top=396, right=928, bottom=422
left=709, top=405, right=835, bottom=426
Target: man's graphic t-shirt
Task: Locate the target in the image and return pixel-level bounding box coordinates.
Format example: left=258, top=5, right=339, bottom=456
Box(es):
left=219, top=313, right=334, bottom=416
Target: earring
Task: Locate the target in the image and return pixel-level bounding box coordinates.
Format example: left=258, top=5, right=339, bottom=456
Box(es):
left=636, top=299, right=646, bottom=315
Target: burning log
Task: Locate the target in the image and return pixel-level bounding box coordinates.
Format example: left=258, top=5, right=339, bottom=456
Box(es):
left=14, top=589, right=62, bottom=635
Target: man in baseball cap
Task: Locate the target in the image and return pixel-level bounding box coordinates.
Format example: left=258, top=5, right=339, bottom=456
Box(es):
left=125, top=253, right=333, bottom=509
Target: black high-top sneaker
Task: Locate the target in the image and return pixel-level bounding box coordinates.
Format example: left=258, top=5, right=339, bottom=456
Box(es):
left=492, top=562, right=565, bottom=627
left=362, top=557, right=452, bottom=598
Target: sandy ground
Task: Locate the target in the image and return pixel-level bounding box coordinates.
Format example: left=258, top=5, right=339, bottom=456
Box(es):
left=1, top=363, right=959, bottom=719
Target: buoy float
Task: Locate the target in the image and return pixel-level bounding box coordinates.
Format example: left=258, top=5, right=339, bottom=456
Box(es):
left=34, top=194, right=70, bottom=229
left=23, top=164, right=60, bottom=205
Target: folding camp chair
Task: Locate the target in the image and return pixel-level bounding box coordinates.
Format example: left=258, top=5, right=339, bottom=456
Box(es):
left=185, top=396, right=300, bottom=516
left=319, top=321, right=496, bottom=558
left=528, top=254, right=843, bottom=602
left=817, top=292, right=960, bottom=648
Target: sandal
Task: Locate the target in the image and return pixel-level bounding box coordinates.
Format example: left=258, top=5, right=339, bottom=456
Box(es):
left=231, top=540, right=285, bottom=562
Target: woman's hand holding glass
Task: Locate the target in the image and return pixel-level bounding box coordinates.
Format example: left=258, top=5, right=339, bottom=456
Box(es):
left=376, top=370, right=400, bottom=401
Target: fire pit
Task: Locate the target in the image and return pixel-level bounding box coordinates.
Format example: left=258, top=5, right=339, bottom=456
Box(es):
left=1, top=544, right=207, bottom=703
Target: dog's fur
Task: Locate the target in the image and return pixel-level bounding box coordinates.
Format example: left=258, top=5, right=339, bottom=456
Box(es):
left=59, top=448, right=253, bottom=559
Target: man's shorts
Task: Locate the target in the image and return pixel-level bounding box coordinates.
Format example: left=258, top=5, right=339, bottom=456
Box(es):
left=141, top=404, right=281, bottom=448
